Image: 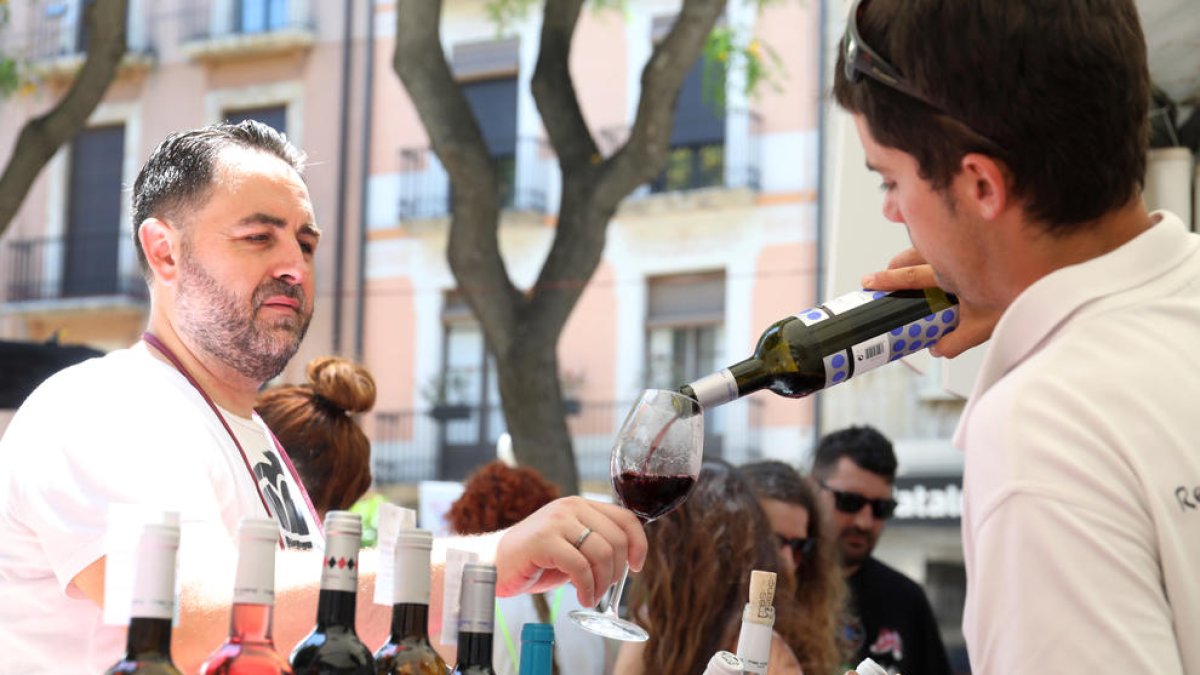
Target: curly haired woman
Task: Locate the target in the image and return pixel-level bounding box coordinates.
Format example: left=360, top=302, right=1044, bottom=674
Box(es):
left=615, top=461, right=807, bottom=675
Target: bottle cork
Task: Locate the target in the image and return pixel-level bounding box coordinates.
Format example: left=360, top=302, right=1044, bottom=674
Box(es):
left=747, top=570, right=777, bottom=624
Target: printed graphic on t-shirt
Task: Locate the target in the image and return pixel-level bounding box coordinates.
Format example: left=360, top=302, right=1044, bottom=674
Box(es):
left=253, top=450, right=316, bottom=550
left=869, top=628, right=904, bottom=663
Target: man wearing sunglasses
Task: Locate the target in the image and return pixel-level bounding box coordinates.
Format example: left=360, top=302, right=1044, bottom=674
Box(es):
left=833, top=0, right=1200, bottom=673
left=812, top=426, right=950, bottom=675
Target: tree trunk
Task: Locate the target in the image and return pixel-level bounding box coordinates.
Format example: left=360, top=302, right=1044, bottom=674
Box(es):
left=0, top=0, right=129, bottom=238
left=394, top=0, right=725, bottom=494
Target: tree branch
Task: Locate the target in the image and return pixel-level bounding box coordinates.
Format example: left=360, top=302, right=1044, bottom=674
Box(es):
left=595, top=0, right=726, bottom=206
left=531, top=0, right=596, bottom=171
left=393, top=0, right=520, bottom=346
left=0, top=0, right=129, bottom=238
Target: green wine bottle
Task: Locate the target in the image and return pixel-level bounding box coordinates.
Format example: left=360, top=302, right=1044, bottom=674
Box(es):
left=680, top=288, right=958, bottom=411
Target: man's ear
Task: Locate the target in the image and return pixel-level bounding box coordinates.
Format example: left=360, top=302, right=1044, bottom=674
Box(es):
left=958, top=153, right=1010, bottom=220
left=137, top=218, right=180, bottom=284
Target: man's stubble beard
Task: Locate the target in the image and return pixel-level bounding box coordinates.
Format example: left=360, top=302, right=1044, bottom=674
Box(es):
left=175, top=248, right=311, bottom=383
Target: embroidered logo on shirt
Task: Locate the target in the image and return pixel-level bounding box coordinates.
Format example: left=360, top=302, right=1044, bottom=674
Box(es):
left=869, top=628, right=904, bottom=662
left=254, top=449, right=315, bottom=550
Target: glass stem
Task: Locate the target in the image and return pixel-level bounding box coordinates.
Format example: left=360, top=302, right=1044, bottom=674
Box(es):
left=603, top=563, right=632, bottom=616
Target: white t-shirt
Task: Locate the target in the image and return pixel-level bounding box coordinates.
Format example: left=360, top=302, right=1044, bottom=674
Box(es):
left=956, top=211, right=1200, bottom=674
left=0, top=342, right=321, bottom=673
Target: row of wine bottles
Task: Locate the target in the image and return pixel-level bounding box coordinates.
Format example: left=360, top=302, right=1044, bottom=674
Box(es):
left=104, top=511, right=550, bottom=675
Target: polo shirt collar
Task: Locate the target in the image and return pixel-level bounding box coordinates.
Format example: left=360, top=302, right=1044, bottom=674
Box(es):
left=954, top=210, right=1194, bottom=448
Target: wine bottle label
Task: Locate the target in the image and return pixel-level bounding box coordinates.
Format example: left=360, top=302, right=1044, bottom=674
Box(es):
left=687, top=369, right=739, bottom=408
left=797, top=290, right=960, bottom=388
left=320, top=533, right=361, bottom=593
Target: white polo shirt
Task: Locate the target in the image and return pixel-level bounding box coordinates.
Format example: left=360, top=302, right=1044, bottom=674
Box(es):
left=956, top=211, right=1200, bottom=673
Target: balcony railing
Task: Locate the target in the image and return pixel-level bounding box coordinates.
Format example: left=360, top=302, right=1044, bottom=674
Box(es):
left=176, top=0, right=316, bottom=60
left=397, top=137, right=555, bottom=222
left=5, top=233, right=147, bottom=304
left=597, top=108, right=763, bottom=194
left=0, top=0, right=153, bottom=67
left=370, top=398, right=763, bottom=487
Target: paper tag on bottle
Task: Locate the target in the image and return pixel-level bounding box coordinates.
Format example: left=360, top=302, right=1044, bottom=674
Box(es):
left=102, top=505, right=180, bottom=626
left=372, top=503, right=417, bottom=605
left=439, top=548, right=479, bottom=645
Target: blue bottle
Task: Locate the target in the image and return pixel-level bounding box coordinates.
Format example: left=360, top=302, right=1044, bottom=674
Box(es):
left=517, top=623, right=554, bottom=675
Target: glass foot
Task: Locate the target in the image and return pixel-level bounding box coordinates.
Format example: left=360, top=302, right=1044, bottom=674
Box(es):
left=568, top=609, right=649, bottom=642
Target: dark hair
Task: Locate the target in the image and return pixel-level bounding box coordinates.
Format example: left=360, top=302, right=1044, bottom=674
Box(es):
left=740, top=460, right=847, bottom=675
left=446, top=461, right=561, bottom=535
left=832, top=0, right=1149, bottom=234
left=630, top=461, right=807, bottom=675
left=255, top=356, right=375, bottom=517
left=131, top=120, right=306, bottom=277
left=811, top=425, right=897, bottom=483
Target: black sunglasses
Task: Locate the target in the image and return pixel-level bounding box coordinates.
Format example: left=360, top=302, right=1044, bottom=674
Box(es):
left=819, top=480, right=897, bottom=520
left=842, top=0, right=1003, bottom=149
left=777, top=533, right=816, bottom=560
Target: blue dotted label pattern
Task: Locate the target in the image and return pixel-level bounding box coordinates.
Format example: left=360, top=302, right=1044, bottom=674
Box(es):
left=811, top=291, right=961, bottom=387
left=887, top=306, right=959, bottom=362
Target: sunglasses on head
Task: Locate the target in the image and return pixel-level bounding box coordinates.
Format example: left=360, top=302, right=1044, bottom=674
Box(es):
left=842, top=0, right=1003, bottom=150
left=819, top=480, right=897, bottom=520
left=777, top=533, right=816, bottom=560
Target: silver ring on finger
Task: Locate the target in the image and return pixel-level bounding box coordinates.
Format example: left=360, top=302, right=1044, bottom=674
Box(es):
left=572, top=526, right=593, bottom=550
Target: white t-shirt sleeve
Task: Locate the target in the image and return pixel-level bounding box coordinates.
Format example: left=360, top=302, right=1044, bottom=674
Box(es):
left=4, top=353, right=230, bottom=591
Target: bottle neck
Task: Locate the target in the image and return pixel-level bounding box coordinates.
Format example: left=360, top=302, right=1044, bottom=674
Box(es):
left=518, top=641, right=554, bottom=675
left=229, top=602, right=276, bottom=644
left=390, top=602, right=431, bottom=642
left=316, top=589, right=358, bottom=630
left=457, top=631, right=494, bottom=668
left=125, top=617, right=174, bottom=661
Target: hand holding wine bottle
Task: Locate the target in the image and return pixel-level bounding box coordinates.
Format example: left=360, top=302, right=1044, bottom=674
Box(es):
left=860, top=246, right=998, bottom=358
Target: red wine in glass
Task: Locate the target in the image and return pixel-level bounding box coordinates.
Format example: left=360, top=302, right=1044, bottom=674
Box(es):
left=569, top=388, right=703, bottom=643
left=613, top=471, right=696, bottom=522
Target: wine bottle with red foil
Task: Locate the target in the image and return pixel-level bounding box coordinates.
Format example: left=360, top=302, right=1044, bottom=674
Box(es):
left=373, top=529, right=447, bottom=675
left=289, top=511, right=374, bottom=674
left=451, top=563, right=498, bottom=675
left=104, top=523, right=183, bottom=675
left=679, top=288, right=959, bottom=413
left=200, top=518, right=292, bottom=674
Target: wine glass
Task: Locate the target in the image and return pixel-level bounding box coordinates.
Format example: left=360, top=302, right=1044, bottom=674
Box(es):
left=568, top=388, right=704, bottom=641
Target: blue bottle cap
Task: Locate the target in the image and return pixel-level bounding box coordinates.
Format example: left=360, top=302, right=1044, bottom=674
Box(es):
left=521, top=622, right=554, bottom=644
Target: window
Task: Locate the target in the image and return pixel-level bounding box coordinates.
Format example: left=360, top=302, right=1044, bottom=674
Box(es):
left=236, top=0, right=288, bottom=34
left=650, top=16, right=727, bottom=193
left=223, top=104, right=287, bottom=134
left=63, top=124, right=126, bottom=298
left=646, top=271, right=727, bottom=455
left=454, top=39, right=519, bottom=209
left=437, top=292, right=506, bottom=479
left=645, top=272, right=726, bottom=388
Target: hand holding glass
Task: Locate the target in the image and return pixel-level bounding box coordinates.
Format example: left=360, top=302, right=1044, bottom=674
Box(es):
left=568, top=389, right=704, bottom=641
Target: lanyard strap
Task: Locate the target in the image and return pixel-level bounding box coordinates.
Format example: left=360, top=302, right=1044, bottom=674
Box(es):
left=141, top=332, right=323, bottom=546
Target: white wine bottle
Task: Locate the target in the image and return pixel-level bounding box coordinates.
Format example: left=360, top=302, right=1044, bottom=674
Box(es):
left=735, top=571, right=777, bottom=675
left=680, top=288, right=958, bottom=411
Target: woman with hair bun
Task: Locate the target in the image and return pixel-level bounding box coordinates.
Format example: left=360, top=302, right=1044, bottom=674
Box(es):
left=255, top=356, right=376, bottom=519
